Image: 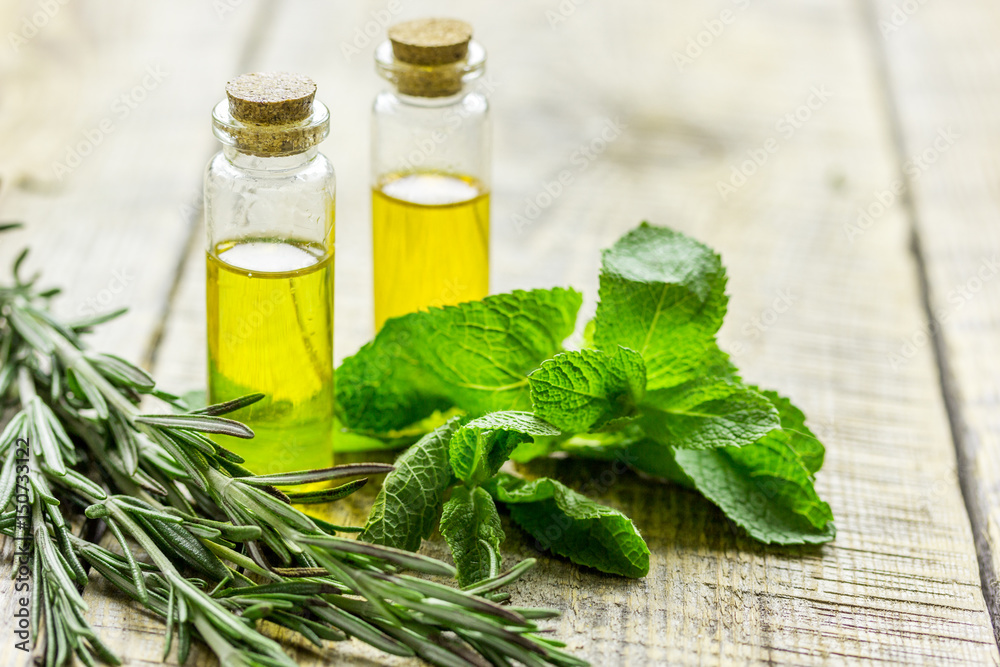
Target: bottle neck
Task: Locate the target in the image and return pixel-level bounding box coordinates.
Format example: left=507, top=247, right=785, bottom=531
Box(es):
left=374, top=39, right=486, bottom=101
left=222, top=146, right=318, bottom=172
left=390, top=87, right=468, bottom=107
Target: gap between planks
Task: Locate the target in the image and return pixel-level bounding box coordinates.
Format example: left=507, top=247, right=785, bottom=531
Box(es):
left=857, top=0, right=1000, bottom=647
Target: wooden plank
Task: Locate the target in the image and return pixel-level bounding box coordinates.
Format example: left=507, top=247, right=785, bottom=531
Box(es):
left=2, top=1, right=997, bottom=666
left=0, top=2, right=271, bottom=666
left=147, top=1, right=1000, bottom=665
left=871, top=0, right=1000, bottom=641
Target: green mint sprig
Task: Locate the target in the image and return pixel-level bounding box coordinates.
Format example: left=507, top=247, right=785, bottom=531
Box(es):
left=343, top=222, right=835, bottom=587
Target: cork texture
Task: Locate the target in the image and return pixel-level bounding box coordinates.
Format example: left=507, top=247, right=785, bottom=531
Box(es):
left=226, top=71, right=316, bottom=124
left=388, top=18, right=472, bottom=66
left=218, top=71, right=327, bottom=156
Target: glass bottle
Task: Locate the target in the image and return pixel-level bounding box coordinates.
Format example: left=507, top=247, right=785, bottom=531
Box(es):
left=371, top=18, right=491, bottom=330
left=204, top=72, right=336, bottom=476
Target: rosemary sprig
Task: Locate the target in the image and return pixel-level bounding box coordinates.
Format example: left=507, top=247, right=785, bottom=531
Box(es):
left=0, top=410, right=119, bottom=667
left=0, top=233, right=586, bottom=667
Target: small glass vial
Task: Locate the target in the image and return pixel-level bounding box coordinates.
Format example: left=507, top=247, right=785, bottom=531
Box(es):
left=204, top=72, right=335, bottom=475
left=371, top=18, right=490, bottom=330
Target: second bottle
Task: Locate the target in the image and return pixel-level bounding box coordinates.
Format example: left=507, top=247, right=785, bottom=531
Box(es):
left=371, top=18, right=491, bottom=330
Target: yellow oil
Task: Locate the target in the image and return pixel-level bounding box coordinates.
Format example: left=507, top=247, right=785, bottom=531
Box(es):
left=207, top=239, right=334, bottom=477
left=372, top=172, right=489, bottom=330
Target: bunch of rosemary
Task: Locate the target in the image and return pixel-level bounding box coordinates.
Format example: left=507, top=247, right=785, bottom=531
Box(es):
left=0, top=224, right=584, bottom=667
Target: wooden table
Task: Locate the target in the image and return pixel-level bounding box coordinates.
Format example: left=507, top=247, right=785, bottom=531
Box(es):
left=2, top=1, right=1000, bottom=664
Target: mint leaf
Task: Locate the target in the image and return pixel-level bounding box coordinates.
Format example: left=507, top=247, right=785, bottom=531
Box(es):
left=360, top=419, right=460, bottom=551
left=508, top=424, right=640, bottom=464
left=486, top=473, right=649, bottom=577
left=672, top=437, right=834, bottom=544
left=528, top=347, right=645, bottom=432
left=335, top=315, right=446, bottom=433
left=757, top=388, right=824, bottom=474
left=337, top=288, right=582, bottom=432
left=627, top=440, right=695, bottom=487
left=661, top=386, right=833, bottom=544
left=594, top=223, right=728, bottom=390
left=440, top=486, right=505, bottom=587
left=449, top=412, right=559, bottom=486
left=550, top=430, right=696, bottom=488
left=629, top=389, right=824, bottom=489
left=511, top=427, right=697, bottom=488
left=581, top=317, right=597, bottom=349
left=508, top=436, right=561, bottom=463
left=641, top=378, right=780, bottom=450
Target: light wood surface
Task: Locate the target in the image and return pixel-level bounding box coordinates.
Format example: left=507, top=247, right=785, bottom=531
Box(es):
left=3, top=1, right=1000, bottom=665
left=873, top=0, right=1000, bottom=643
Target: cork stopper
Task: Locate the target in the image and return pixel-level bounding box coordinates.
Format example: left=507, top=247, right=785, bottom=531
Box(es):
left=226, top=72, right=317, bottom=124
left=213, top=72, right=329, bottom=157
left=388, top=18, right=472, bottom=66
left=378, top=19, right=481, bottom=98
